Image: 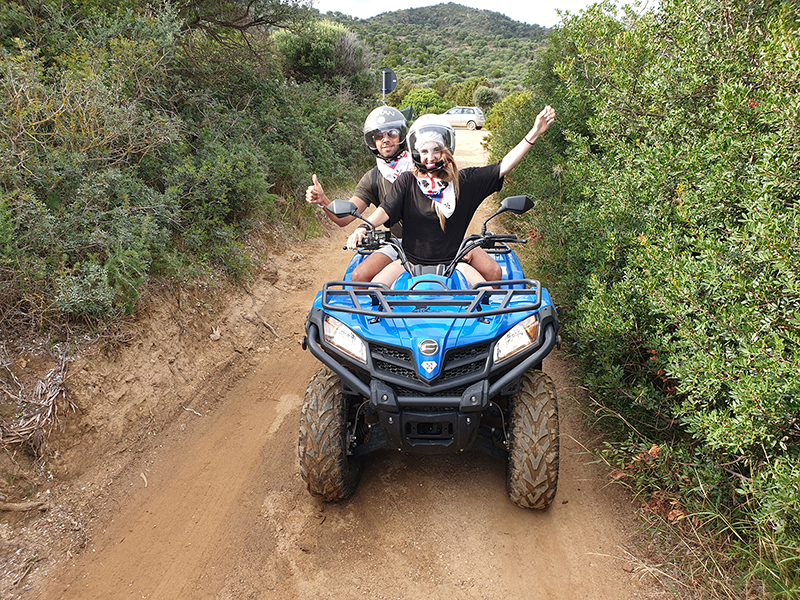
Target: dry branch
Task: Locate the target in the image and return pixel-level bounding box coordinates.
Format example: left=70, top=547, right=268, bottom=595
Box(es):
left=0, top=352, right=76, bottom=458
left=0, top=501, right=46, bottom=512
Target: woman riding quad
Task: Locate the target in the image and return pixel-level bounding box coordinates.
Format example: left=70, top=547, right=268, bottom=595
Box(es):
left=307, top=106, right=501, bottom=283
left=347, top=105, right=556, bottom=287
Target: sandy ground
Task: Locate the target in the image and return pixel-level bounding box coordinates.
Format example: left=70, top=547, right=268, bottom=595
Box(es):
left=0, top=130, right=671, bottom=600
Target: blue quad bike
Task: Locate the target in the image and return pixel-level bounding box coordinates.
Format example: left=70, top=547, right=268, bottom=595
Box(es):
left=299, top=195, right=561, bottom=509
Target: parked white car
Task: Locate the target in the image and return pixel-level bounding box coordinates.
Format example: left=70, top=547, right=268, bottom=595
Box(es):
left=439, top=106, right=485, bottom=130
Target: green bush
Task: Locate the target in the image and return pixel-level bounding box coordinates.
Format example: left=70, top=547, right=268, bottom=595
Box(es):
left=472, top=85, right=500, bottom=112
left=489, top=0, right=800, bottom=594
left=403, top=87, right=450, bottom=117
left=0, top=1, right=377, bottom=328
left=446, top=76, right=489, bottom=106
left=273, top=19, right=373, bottom=96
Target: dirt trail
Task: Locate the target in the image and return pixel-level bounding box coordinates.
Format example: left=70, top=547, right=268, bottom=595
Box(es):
left=12, top=131, right=668, bottom=600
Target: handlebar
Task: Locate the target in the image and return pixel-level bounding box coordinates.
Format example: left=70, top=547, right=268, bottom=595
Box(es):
left=351, top=229, right=415, bottom=273
left=347, top=228, right=392, bottom=251
left=350, top=229, right=528, bottom=279
left=463, top=233, right=525, bottom=247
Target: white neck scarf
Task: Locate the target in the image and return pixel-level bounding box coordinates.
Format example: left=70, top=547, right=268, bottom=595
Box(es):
left=377, top=151, right=413, bottom=182
left=415, top=174, right=456, bottom=218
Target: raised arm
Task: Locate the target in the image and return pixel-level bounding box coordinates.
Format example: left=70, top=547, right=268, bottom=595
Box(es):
left=499, top=105, right=556, bottom=178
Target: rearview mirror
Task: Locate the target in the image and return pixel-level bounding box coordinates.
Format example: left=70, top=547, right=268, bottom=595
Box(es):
left=326, top=200, right=359, bottom=219
left=500, top=195, right=534, bottom=215
left=480, top=195, right=535, bottom=235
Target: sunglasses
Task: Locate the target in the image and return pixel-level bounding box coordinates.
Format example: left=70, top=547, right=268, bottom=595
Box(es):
left=372, top=129, right=401, bottom=142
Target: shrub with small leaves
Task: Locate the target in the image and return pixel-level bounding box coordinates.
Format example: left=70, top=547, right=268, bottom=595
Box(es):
left=489, top=0, right=800, bottom=593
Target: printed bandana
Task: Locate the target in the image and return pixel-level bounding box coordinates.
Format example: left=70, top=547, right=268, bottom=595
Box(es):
left=377, top=151, right=413, bottom=182
left=416, top=174, right=456, bottom=218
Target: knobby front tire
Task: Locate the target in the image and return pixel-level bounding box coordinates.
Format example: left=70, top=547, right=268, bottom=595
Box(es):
left=506, top=369, right=560, bottom=510
left=298, top=367, right=362, bottom=501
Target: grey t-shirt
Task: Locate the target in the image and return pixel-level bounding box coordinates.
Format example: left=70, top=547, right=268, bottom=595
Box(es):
left=354, top=168, right=404, bottom=238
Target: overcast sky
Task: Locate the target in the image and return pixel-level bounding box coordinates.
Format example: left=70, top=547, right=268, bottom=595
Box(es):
left=311, top=0, right=603, bottom=28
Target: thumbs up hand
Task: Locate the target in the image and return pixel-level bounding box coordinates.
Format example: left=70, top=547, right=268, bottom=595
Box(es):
left=305, top=174, right=328, bottom=207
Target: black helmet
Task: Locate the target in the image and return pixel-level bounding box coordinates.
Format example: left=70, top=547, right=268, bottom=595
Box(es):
left=407, top=114, right=456, bottom=173
left=363, top=106, right=408, bottom=162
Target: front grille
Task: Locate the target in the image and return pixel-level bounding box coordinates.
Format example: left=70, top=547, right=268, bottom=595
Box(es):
left=373, top=358, right=420, bottom=381
left=446, top=344, right=489, bottom=363
left=394, top=385, right=469, bottom=398
left=441, top=343, right=489, bottom=382
left=439, top=363, right=483, bottom=381
left=374, top=345, right=411, bottom=363
left=370, top=341, right=489, bottom=393
left=372, top=344, right=421, bottom=383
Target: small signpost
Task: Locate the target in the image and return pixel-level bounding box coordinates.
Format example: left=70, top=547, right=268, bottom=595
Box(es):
left=380, top=67, right=397, bottom=104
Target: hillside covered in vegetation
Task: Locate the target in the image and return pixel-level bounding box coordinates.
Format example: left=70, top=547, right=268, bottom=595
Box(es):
left=326, top=3, right=550, bottom=95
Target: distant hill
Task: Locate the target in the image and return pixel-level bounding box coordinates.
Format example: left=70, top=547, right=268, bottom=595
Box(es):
left=323, top=3, right=551, bottom=93
left=366, top=3, right=549, bottom=40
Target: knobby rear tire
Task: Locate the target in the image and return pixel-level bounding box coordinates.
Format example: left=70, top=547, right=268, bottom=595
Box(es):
left=506, top=369, right=559, bottom=510
left=298, top=367, right=362, bottom=501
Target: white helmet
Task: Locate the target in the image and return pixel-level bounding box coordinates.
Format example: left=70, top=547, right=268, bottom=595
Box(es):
left=407, top=114, right=456, bottom=172
left=363, top=106, right=408, bottom=162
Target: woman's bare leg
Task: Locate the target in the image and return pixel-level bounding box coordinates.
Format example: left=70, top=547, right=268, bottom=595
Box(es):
left=456, top=262, right=486, bottom=287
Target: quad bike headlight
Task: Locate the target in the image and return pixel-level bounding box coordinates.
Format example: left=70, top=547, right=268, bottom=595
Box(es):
left=493, top=314, right=540, bottom=364
left=323, top=315, right=367, bottom=364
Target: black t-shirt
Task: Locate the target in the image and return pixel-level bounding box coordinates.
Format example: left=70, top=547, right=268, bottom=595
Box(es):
left=381, top=162, right=504, bottom=265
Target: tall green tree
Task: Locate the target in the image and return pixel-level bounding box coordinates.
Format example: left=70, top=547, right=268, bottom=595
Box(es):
left=179, top=0, right=313, bottom=33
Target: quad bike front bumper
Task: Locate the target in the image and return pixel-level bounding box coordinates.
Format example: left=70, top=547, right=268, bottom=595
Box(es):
left=303, top=321, right=560, bottom=454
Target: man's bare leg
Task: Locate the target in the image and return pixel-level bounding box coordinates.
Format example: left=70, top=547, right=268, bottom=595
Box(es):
left=372, top=260, right=406, bottom=287
left=352, top=252, right=394, bottom=282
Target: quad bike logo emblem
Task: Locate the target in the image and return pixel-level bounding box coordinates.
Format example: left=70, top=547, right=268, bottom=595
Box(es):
left=419, top=339, right=439, bottom=356
left=421, top=361, right=437, bottom=374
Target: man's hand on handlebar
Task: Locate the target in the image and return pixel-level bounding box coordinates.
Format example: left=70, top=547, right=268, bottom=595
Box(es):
left=347, top=226, right=368, bottom=250
left=347, top=227, right=392, bottom=250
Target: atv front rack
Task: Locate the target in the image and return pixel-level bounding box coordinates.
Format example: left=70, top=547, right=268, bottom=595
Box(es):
left=320, top=278, right=543, bottom=320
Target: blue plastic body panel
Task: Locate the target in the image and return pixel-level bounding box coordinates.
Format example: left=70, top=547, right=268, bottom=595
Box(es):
left=303, top=240, right=559, bottom=455
left=308, top=244, right=556, bottom=386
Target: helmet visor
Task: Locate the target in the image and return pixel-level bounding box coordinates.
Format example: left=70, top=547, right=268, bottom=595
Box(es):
left=370, top=128, right=402, bottom=144
left=408, top=124, right=455, bottom=168
left=365, top=124, right=408, bottom=151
